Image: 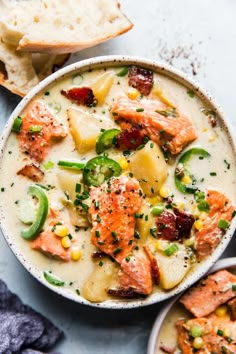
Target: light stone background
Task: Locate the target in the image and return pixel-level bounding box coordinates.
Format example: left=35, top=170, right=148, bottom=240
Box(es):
left=0, top=1, right=236, bottom=353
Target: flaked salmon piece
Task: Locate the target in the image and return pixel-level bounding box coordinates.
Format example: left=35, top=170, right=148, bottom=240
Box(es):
left=176, top=314, right=236, bottom=353
left=89, top=175, right=143, bottom=263
left=89, top=176, right=153, bottom=295
left=111, top=96, right=197, bottom=154
left=31, top=230, right=71, bottom=262
left=30, top=208, right=71, bottom=262
left=118, top=252, right=152, bottom=295
left=17, top=162, right=44, bottom=182
left=17, top=100, right=67, bottom=162
left=180, top=269, right=236, bottom=317
left=196, top=190, right=235, bottom=260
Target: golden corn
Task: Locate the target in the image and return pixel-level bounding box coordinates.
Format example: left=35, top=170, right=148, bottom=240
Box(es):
left=209, top=135, right=216, bottom=142
left=71, top=247, right=81, bottom=261
left=118, top=157, right=129, bottom=170
left=184, top=237, right=195, bottom=247
left=192, top=337, right=204, bottom=349
left=127, top=88, right=139, bottom=100
left=181, top=175, right=192, bottom=185
left=151, top=86, right=175, bottom=107
left=215, top=305, right=228, bottom=317
left=223, top=328, right=231, bottom=338
left=159, top=186, right=169, bottom=199
left=61, top=236, right=71, bottom=248
left=194, top=219, right=203, bottom=231
left=54, top=224, right=68, bottom=237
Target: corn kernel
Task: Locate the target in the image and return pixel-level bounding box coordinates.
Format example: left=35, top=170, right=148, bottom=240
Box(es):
left=194, top=219, right=203, bottom=231
left=151, top=86, right=175, bottom=107
left=202, top=127, right=208, bottom=132
left=147, top=196, right=163, bottom=206
left=209, top=135, right=216, bottom=142
left=54, top=224, right=68, bottom=237
left=159, top=186, right=169, bottom=199
left=192, top=337, right=204, bottom=349
left=223, top=328, right=231, bottom=338
left=127, top=88, right=139, bottom=100
left=174, top=202, right=185, bottom=210
left=181, top=175, right=192, bottom=185
left=215, top=305, right=228, bottom=317
left=71, top=247, right=81, bottom=261
left=118, top=157, right=129, bottom=170
left=61, top=236, right=71, bottom=248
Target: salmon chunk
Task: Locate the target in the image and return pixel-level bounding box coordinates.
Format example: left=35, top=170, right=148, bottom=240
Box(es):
left=89, top=175, right=143, bottom=263
left=118, top=252, right=153, bottom=295
left=180, top=269, right=236, bottom=317
left=17, top=100, right=67, bottom=162
left=176, top=314, right=236, bottom=353
left=196, top=190, right=235, bottom=260
left=89, top=176, right=153, bottom=295
left=30, top=208, right=71, bottom=262
left=111, top=96, right=197, bottom=154
left=31, top=230, right=71, bottom=262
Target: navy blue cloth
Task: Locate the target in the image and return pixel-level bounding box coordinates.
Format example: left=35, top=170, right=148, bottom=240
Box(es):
left=0, top=279, right=63, bottom=354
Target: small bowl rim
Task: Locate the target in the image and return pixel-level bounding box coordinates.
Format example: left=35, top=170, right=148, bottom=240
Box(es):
left=0, top=55, right=236, bottom=309
left=147, top=256, right=236, bottom=354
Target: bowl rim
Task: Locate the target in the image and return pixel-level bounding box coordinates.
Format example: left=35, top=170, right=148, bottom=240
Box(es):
left=147, top=257, right=236, bottom=354
left=0, top=54, right=236, bottom=309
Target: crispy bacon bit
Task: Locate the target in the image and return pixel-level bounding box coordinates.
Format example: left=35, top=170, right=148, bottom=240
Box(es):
left=17, top=163, right=44, bottom=182
left=209, top=115, right=217, bottom=127
left=228, top=297, right=236, bottom=321
left=157, top=209, right=194, bottom=241
left=107, top=288, right=145, bottom=299
left=128, top=65, right=154, bottom=96
left=174, top=208, right=195, bottom=239
left=144, top=245, right=160, bottom=285
left=61, top=87, right=97, bottom=107
left=157, top=210, right=179, bottom=241
left=115, top=125, right=147, bottom=151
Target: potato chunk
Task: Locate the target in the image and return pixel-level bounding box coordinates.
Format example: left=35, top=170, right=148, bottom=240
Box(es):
left=91, top=71, right=115, bottom=105
left=67, top=108, right=114, bottom=154
left=58, top=171, right=90, bottom=227
left=81, top=258, right=118, bottom=302
left=156, top=241, right=190, bottom=289
left=129, top=141, right=167, bottom=196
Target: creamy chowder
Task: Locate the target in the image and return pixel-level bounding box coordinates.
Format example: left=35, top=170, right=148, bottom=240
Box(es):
left=0, top=60, right=235, bottom=306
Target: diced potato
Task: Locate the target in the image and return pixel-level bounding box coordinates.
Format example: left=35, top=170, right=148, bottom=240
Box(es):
left=58, top=171, right=90, bottom=227
left=58, top=170, right=82, bottom=201
left=156, top=242, right=191, bottom=290
left=91, top=71, right=115, bottom=105
left=81, top=259, right=118, bottom=302
left=129, top=141, right=167, bottom=196
left=136, top=201, right=155, bottom=244
left=67, top=108, right=114, bottom=154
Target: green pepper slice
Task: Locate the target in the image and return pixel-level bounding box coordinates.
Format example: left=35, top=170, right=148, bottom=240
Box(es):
left=21, top=185, right=49, bottom=240
left=83, top=156, right=122, bottom=187
left=96, top=128, right=121, bottom=154
left=174, top=147, right=210, bottom=194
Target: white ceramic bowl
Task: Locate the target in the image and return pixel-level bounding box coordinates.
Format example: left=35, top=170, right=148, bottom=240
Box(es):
left=0, top=55, right=236, bottom=309
left=147, top=257, right=236, bottom=354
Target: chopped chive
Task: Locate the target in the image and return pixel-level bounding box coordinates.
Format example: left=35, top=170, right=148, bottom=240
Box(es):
left=136, top=108, right=144, bottom=112
left=96, top=214, right=101, bottom=223
left=95, top=230, right=100, bottom=238
left=116, top=67, right=129, bottom=77
left=12, top=116, right=23, bottom=133
left=75, top=183, right=81, bottom=193
left=94, top=201, right=100, bottom=209
left=218, top=219, right=229, bottom=230
left=150, top=227, right=157, bottom=237
left=98, top=261, right=103, bottom=266
left=210, top=172, right=217, bottom=176
left=29, top=125, right=42, bottom=133
left=232, top=284, right=236, bottom=291
left=187, top=89, right=195, bottom=98
left=232, top=210, right=236, bottom=218
left=76, top=289, right=80, bottom=295
left=113, top=247, right=122, bottom=255
left=44, top=91, right=50, bottom=96
left=134, top=213, right=143, bottom=219
left=42, top=161, right=54, bottom=170
left=164, top=243, right=178, bottom=256
left=134, top=231, right=140, bottom=239
left=217, top=329, right=223, bottom=336
left=111, top=231, right=117, bottom=238
left=125, top=256, right=130, bottom=262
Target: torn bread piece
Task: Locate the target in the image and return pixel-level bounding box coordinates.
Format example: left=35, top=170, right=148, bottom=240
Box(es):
left=0, top=39, right=69, bottom=96
left=0, top=0, right=133, bottom=54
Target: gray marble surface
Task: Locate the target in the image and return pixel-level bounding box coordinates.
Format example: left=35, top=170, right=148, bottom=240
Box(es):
left=0, top=1, right=236, bottom=353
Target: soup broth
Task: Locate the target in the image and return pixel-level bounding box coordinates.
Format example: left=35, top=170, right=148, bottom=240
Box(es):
left=0, top=62, right=235, bottom=305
